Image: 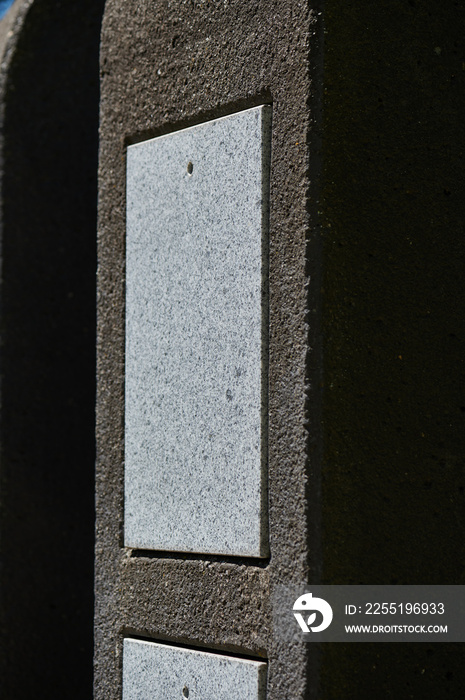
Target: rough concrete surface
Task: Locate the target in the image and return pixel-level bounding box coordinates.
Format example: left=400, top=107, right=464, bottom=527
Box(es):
left=96, top=0, right=465, bottom=698
left=0, top=0, right=24, bottom=50
left=96, top=1, right=319, bottom=698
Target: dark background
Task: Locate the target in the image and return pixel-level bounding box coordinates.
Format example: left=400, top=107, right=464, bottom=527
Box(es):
left=0, top=1, right=104, bottom=697
left=321, top=1, right=465, bottom=697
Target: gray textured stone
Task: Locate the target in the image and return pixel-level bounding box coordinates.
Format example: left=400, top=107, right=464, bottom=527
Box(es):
left=122, top=639, right=267, bottom=700
left=96, top=1, right=317, bottom=696
left=125, top=106, right=271, bottom=557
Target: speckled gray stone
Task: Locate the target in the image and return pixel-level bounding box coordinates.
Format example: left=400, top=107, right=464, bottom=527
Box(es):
left=125, top=106, right=271, bottom=556
left=122, top=639, right=267, bottom=700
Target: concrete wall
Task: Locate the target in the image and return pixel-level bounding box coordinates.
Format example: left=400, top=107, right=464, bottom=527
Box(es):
left=320, top=1, right=465, bottom=696
left=0, top=0, right=463, bottom=697
left=96, top=0, right=465, bottom=698
left=95, top=1, right=319, bottom=698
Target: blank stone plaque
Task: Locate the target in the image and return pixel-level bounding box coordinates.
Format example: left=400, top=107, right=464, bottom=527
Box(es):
left=122, top=639, right=267, bottom=700
left=125, top=106, right=271, bottom=556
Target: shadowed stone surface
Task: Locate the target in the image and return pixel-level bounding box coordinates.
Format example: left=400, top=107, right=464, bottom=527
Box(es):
left=319, top=1, right=465, bottom=697
left=0, top=0, right=103, bottom=697
left=122, top=639, right=267, bottom=700
left=125, top=106, right=270, bottom=556
left=96, top=0, right=465, bottom=698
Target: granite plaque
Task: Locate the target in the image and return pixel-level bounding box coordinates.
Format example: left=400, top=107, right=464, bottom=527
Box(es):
left=122, top=639, right=267, bottom=700
left=125, top=105, right=271, bottom=556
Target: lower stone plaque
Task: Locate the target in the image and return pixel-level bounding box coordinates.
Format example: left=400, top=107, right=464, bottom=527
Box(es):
left=125, top=106, right=271, bottom=556
left=122, top=639, right=267, bottom=700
